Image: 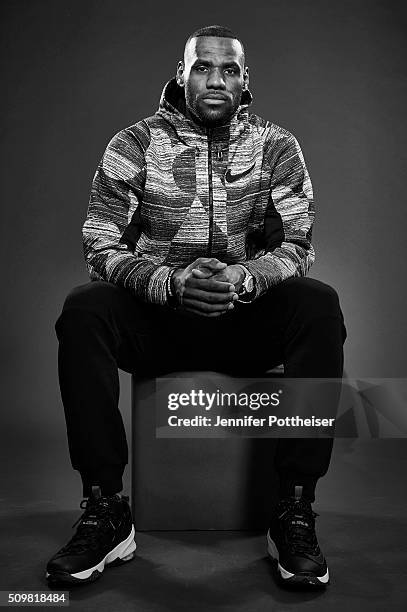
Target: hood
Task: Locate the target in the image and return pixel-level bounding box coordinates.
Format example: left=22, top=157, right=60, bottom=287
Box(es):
left=156, top=77, right=253, bottom=143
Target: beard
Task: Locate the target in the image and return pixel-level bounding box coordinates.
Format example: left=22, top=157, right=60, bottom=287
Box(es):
left=184, top=86, right=242, bottom=127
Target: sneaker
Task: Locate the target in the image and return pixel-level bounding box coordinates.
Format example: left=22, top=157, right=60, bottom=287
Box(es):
left=46, top=486, right=136, bottom=584
left=267, top=485, right=329, bottom=588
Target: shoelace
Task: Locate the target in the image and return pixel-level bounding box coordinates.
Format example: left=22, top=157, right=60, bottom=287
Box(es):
left=58, top=497, right=121, bottom=555
left=278, top=499, right=320, bottom=556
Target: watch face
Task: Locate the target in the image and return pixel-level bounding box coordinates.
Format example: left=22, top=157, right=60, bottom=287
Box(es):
left=244, top=276, right=254, bottom=293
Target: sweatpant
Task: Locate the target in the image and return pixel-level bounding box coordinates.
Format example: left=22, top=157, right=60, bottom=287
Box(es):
left=55, top=276, right=347, bottom=503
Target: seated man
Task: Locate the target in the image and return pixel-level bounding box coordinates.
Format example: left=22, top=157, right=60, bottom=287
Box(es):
left=46, top=25, right=347, bottom=589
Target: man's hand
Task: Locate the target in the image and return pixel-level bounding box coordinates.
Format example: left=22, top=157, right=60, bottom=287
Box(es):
left=192, top=263, right=246, bottom=291
left=171, top=258, right=239, bottom=317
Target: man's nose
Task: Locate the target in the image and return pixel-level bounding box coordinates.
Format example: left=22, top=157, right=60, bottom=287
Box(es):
left=206, top=68, right=226, bottom=89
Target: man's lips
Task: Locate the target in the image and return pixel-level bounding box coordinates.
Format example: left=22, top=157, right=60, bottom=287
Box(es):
left=201, top=95, right=229, bottom=105
left=203, top=100, right=225, bottom=105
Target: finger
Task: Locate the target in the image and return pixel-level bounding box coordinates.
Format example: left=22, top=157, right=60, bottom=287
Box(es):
left=193, top=258, right=227, bottom=271
left=183, top=287, right=236, bottom=304
left=187, top=277, right=236, bottom=293
left=210, top=272, right=229, bottom=282
left=191, top=268, right=213, bottom=279
left=182, top=297, right=235, bottom=313
left=204, top=258, right=227, bottom=269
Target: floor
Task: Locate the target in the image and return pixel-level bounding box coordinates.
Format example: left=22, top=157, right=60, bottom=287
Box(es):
left=1, top=436, right=407, bottom=611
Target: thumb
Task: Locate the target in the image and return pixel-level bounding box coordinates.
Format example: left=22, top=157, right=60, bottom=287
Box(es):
left=204, top=259, right=227, bottom=270
left=191, top=268, right=213, bottom=279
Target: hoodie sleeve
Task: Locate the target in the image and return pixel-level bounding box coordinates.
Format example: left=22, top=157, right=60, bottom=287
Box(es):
left=82, top=124, right=173, bottom=305
left=242, top=132, right=315, bottom=299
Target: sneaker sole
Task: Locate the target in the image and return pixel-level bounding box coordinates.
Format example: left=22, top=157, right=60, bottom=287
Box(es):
left=46, top=525, right=137, bottom=585
left=266, top=530, right=329, bottom=588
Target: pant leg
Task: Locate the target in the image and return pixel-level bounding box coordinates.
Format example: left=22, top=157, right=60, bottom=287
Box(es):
left=56, top=280, right=210, bottom=496
left=56, top=281, right=151, bottom=495
left=228, top=276, right=347, bottom=502
left=56, top=301, right=121, bottom=496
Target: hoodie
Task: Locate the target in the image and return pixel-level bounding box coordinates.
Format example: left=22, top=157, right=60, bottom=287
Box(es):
left=83, top=78, right=315, bottom=305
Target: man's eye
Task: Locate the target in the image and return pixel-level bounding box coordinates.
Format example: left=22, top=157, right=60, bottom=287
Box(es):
left=196, top=66, right=208, bottom=72
left=225, top=68, right=238, bottom=75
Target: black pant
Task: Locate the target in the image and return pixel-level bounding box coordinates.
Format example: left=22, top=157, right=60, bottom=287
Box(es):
left=55, top=276, right=347, bottom=502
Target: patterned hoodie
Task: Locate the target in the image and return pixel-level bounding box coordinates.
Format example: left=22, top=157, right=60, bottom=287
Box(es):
left=83, top=78, right=315, bottom=304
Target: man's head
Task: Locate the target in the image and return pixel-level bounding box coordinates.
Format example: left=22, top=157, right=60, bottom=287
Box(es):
left=176, top=25, right=249, bottom=128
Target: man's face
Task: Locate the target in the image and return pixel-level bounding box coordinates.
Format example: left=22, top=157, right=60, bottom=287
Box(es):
left=178, top=36, right=248, bottom=128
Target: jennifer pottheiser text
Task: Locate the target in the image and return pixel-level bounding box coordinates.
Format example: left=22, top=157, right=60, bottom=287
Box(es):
left=167, top=415, right=335, bottom=428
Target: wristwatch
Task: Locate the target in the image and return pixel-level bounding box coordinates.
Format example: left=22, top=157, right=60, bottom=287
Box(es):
left=237, top=267, right=255, bottom=303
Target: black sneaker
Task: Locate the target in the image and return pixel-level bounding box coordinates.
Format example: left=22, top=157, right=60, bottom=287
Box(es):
left=267, top=485, right=329, bottom=588
left=46, top=486, right=136, bottom=584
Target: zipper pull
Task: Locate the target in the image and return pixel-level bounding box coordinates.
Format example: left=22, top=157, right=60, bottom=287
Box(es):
left=216, top=146, right=223, bottom=162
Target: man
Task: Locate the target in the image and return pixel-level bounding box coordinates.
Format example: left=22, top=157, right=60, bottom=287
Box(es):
left=47, top=25, right=346, bottom=588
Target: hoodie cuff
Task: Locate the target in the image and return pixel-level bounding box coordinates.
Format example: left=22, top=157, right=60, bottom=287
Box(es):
left=239, top=258, right=282, bottom=300
left=147, top=265, right=174, bottom=305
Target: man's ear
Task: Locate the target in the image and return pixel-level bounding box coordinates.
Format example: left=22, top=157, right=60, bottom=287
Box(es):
left=243, top=66, right=250, bottom=90
left=176, top=61, right=185, bottom=87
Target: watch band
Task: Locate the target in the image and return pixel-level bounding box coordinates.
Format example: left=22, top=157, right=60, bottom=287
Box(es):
left=166, top=269, right=176, bottom=299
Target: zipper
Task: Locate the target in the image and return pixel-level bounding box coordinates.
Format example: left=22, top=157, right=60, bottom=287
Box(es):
left=207, top=128, right=214, bottom=257
left=216, top=145, right=223, bottom=161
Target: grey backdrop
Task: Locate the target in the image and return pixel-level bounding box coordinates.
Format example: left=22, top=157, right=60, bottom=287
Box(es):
left=1, top=0, right=406, bottom=503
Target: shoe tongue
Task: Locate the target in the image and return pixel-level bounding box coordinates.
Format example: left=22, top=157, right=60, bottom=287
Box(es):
left=88, top=486, right=114, bottom=506
left=294, top=485, right=303, bottom=501
left=91, top=485, right=102, bottom=500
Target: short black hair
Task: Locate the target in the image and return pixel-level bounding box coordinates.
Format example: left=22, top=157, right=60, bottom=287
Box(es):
left=185, top=25, right=245, bottom=62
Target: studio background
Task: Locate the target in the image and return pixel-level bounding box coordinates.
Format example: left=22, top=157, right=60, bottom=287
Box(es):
left=1, top=0, right=406, bottom=511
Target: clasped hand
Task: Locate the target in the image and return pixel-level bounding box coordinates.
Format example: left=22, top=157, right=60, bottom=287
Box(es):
left=171, top=258, right=245, bottom=317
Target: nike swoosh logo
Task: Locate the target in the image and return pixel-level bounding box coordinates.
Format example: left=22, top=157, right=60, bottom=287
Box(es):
left=225, top=163, right=255, bottom=183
